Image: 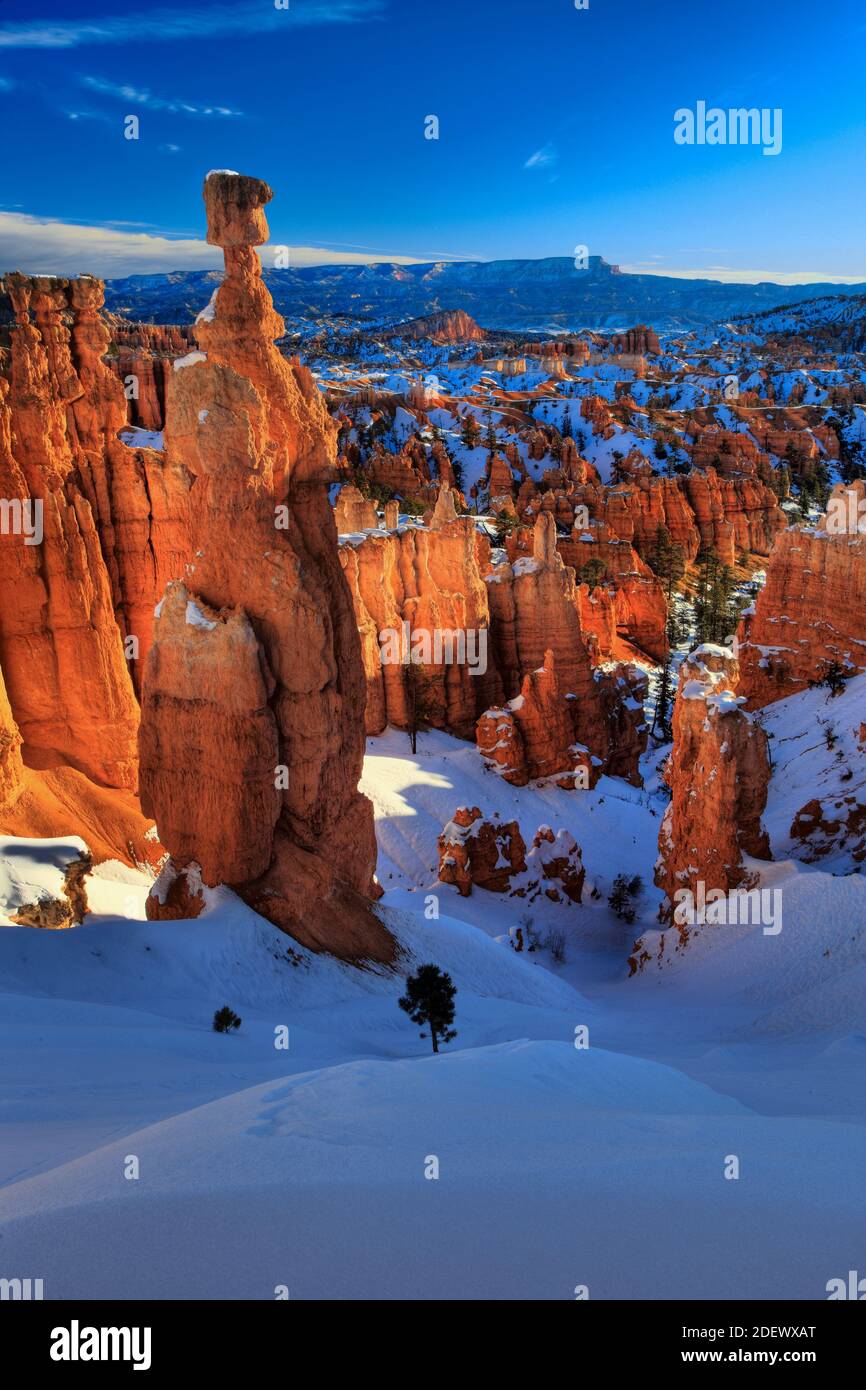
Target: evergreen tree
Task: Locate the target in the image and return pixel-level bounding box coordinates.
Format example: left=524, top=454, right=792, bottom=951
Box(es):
left=485, top=408, right=498, bottom=459
left=693, top=547, right=738, bottom=645
left=398, top=964, right=457, bottom=1053
left=577, top=557, right=607, bottom=589
left=461, top=413, right=481, bottom=451
left=404, top=657, right=437, bottom=755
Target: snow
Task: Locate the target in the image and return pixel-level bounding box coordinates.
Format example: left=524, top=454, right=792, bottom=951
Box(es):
left=173, top=351, right=207, bottom=372
left=0, top=837, right=89, bottom=926
left=1, top=698, right=866, bottom=1297
left=185, top=599, right=217, bottom=631
left=119, top=425, right=163, bottom=450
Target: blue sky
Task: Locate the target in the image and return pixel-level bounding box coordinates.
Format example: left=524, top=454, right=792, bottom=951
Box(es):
left=0, top=0, right=864, bottom=281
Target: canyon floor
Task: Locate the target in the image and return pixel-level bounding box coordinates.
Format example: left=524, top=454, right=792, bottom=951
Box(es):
left=2, top=676, right=865, bottom=1300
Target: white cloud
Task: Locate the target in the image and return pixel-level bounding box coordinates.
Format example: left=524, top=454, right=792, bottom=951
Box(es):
left=0, top=1, right=386, bottom=49
left=0, top=211, right=426, bottom=278
left=620, top=261, right=866, bottom=285
left=523, top=145, right=558, bottom=171
left=81, top=76, right=242, bottom=117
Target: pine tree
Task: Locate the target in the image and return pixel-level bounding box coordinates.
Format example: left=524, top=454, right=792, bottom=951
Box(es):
left=404, top=657, right=437, bottom=755
left=693, top=547, right=737, bottom=645
left=398, top=963, right=457, bottom=1053
left=461, top=413, right=481, bottom=451
left=485, top=408, right=497, bottom=458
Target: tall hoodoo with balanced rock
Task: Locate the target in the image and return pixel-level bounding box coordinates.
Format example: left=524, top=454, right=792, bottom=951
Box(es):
left=140, top=172, right=392, bottom=962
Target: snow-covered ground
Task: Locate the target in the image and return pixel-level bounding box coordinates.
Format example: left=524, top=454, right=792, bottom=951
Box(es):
left=1, top=676, right=865, bottom=1299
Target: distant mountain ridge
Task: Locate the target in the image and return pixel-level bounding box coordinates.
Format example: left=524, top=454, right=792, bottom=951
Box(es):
left=100, top=254, right=866, bottom=331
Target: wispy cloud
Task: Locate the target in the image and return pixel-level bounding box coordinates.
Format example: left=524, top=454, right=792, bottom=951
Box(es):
left=82, top=76, right=242, bottom=117
left=0, top=212, right=427, bottom=278
left=523, top=145, right=558, bottom=171
left=0, top=77, right=15, bottom=91
left=620, top=260, right=865, bottom=285
left=0, top=1, right=386, bottom=49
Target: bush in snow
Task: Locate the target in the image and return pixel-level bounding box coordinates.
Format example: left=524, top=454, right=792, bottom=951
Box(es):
left=608, top=874, right=643, bottom=925
left=213, top=1006, right=242, bottom=1034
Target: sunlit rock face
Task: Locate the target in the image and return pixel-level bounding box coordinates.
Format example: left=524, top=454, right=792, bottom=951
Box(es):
left=654, top=645, right=771, bottom=928
left=737, top=481, right=866, bottom=708
left=140, top=172, right=392, bottom=964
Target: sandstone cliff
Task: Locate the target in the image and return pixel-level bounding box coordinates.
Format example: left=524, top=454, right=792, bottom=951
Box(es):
left=737, top=482, right=866, bottom=707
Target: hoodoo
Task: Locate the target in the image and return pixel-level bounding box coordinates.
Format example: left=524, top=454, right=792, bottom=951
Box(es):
left=139, top=172, right=393, bottom=963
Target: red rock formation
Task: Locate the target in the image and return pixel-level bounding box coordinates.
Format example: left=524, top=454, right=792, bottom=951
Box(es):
left=567, top=471, right=785, bottom=567
left=339, top=484, right=501, bottom=737
left=335, top=484, right=378, bottom=532
left=438, top=806, right=526, bottom=896
left=476, top=650, right=594, bottom=789
left=485, top=514, right=648, bottom=782
left=737, top=483, right=866, bottom=706
left=382, top=310, right=485, bottom=344
left=0, top=663, right=24, bottom=813
left=0, top=276, right=141, bottom=789
left=612, top=325, right=661, bottom=356
left=139, top=171, right=391, bottom=963
left=654, top=646, right=771, bottom=926
left=437, top=806, right=585, bottom=903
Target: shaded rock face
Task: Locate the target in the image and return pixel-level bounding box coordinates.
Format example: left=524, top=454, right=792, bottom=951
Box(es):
left=437, top=806, right=584, bottom=904
left=654, top=646, right=771, bottom=926
left=140, top=172, right=391, bottom=964
left=790, top=795, right=866, bottom=867
left=737, top=483, right=866, bottom=707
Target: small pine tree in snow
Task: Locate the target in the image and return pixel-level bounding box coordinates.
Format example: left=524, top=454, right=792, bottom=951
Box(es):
left=399, top=963, right=457, bottom=1053
left=213, top=1005, right=242, bottom=1034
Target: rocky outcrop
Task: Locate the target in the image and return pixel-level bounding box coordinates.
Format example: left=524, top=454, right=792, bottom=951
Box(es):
left=485, top=514, right=648, bottom=782
left=654, top=646, right=771, bottom=926
left=139, top=171, right=391, bottom=963
left=335, top=484, right=378, bottom=532
left=438, top=806, right=526, bottom=896
left=0, top=277, right=142, bottom=789
left=339, top=485, right=501, bottom=738
left=10, top=850, right=92, bottom=929
left=612, top=325, right=660, bottom=356
left=737, top=483, right=866, bottom=707
left=383, top=310, right=485, bottom=344
left=476, top=650, right=594, bottom=789
left=565, top=471, right=786, bottom=568
left=437, top=806, right=584, bottom=903
left=0, top=664, right=24, bottom=813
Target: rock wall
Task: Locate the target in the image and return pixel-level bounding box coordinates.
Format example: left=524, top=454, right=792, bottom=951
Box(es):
left=737, top=483, right=866, bottom=707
